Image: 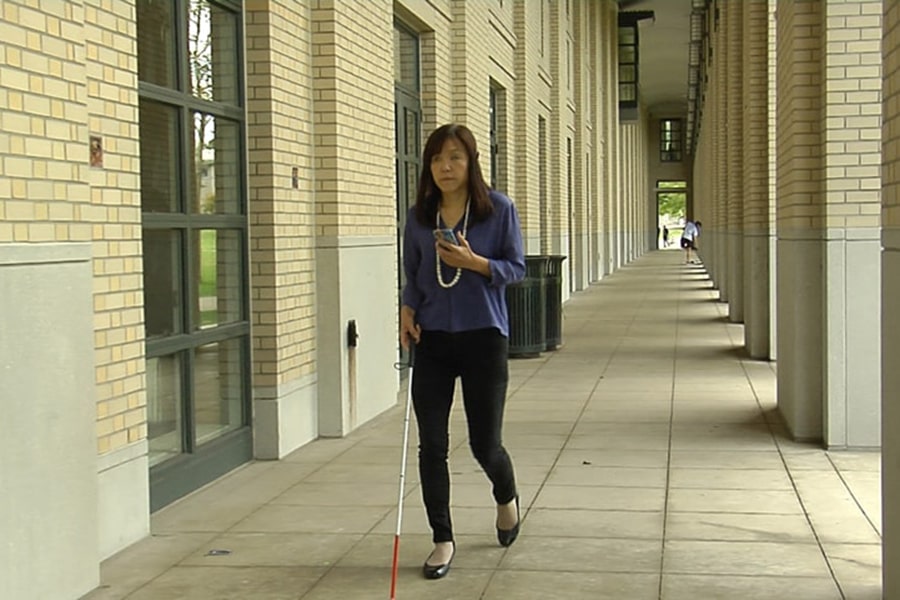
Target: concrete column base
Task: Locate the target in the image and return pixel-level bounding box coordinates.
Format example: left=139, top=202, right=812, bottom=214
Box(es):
left=0, top=243, right=100, bottom=599
left=253, top=374, right=318, bottom=459
left=744, top=232, right=771, bottom=359
left=316, top=237, right=400, bottom=438
left=728, top=230, right=744, bottom=322
left=882, top=232, right=900, bottom=598
left=776, top=236, right=823, bottom=441
left=97, top=441, right=150, bottom=559
left=824, top=232, right=881, bottom=449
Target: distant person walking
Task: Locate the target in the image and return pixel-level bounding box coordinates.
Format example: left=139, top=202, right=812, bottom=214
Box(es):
left=662, top=225, right=669, bottom=247
left=680, top=220, right=701, bottom=263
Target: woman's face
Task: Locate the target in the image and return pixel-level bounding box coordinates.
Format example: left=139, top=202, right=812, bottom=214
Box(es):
left=430, top=138, right=469, bottom=197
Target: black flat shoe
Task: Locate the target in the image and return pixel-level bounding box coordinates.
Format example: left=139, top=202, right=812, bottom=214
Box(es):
left=497, top=494, right=520, bottom=547
left=422, top=543, right=455, bottom=580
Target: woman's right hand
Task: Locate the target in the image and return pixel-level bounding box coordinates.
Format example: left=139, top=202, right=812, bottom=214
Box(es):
left=400, top=305, right=421, bottom=350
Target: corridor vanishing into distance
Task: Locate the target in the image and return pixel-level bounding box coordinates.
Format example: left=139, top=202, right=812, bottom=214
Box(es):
left=83, top=249, right=882, bottom=600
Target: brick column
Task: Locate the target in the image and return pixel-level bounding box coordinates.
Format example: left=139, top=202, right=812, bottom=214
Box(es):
left=311, top=0, right=397, bottom=437
left=776, top=0, right=882, bottom=445
left=572, top=0, right=588, bottom=289
left=692, top=116, right=713, bottom=246
left=743, top=0, right=771, bottom=357
left=513, top=0, right=544, bottom=253
left=548, top=0, right=569, bottom=269
left=588, top=1, right=606, bottom=281
left=246, top=1, right=319, bottom=457
left=822, top=0, right=882, bottom=448
left=606, top=3, right=621, bottom=271
left=768, top=0, right=779, bottom=357
left=0, top=1, right=104, bottom=595
left=713, top=3, right=728, bottom=290
left=882, top=1, right=900, bottom=594
left=621, top=124, right=633, bottom=262
left=726, top=0, right=744, bottom=322
left=775, top=0, right=825, bottom=440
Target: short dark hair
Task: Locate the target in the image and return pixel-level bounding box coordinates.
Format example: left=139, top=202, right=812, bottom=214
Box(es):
left=414, top=123, right=493, bottom=226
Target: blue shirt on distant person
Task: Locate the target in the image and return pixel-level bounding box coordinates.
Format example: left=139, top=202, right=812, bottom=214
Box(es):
left=402, top=190, right=525, bottom=337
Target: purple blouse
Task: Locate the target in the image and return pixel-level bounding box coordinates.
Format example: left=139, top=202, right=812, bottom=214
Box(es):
left=402, top=190, right=526, bottom=337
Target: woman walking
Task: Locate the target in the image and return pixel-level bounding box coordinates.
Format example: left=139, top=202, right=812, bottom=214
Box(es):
left=399, top=123, right=525, bottom=580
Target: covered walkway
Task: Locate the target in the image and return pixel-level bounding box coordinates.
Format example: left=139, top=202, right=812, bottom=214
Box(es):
left=83, top=250, right=881, bottom=600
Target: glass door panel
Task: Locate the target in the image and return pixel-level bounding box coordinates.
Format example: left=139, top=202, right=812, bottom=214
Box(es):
left=139, top=101, right=180, bottom=213
left=191, top=113, right=242, bottom=215
left=193, top=338, right=245, bottom=445
left=137, top=0, right=176, bottom=89
left=147, top=353, right=184, bottom=467
left=192, top=229, right=243, bottom=329
left=139, top=0, right=250, bottom=511
left=142, top=229, right=183, bottom=339
left=188, top=0, right=240, bottom=104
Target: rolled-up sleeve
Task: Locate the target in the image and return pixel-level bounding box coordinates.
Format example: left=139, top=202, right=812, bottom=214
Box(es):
left=488, top=201, right=525, bottom=287
left=401, top=215, right=423, bottom=310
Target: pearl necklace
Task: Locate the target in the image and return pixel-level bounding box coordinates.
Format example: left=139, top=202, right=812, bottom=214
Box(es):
left=436, top=199, right=470, bottom=289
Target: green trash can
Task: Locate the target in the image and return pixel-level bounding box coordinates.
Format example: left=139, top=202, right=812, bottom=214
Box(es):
left=544, top=255, right=567, bottom=350
left=506, top=256, right=548, bottom=358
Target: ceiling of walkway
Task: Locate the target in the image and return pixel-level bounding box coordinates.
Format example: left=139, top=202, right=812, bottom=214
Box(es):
left=620, top=0, right=694, bottom=117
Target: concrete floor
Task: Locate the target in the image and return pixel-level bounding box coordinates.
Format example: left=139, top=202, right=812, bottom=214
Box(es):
left=82, top=250, right=882, bottom=600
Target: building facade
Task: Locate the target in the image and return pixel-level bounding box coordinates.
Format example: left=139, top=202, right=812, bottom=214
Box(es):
left=0, top=1, right=662, bottom=598
left=12, top=0, right=900, bottom=598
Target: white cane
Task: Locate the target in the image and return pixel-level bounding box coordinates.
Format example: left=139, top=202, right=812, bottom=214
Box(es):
left=390, top=345, right=415, bottom=599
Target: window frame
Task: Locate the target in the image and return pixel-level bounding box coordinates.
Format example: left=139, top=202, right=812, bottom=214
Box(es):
left=137, top=0, right=252, bottom=509
left=659, top=118, right=684, bottom=163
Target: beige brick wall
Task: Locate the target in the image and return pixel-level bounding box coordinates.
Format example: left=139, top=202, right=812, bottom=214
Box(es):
left=604, top=0, right=616, bottom=256
left=775, top=0, right=824, bottom=232
left=887, top=0, right=900, bottom=229
left=0, top=0, right=144, bottom=455
left=513, top=0, right=554, bottom=242
left=883, top=2, right=900, bottom=592
left=311, top=0, right=395, bottom=239
left=742, top=0, right=769, bottom=231
left=85, top=0, right=145, bottom=455
left=715, top=3, right=727, bottom=240
left=586, top=0, right=605, bottom=255
left=0, top=0, right=633, bottom=469
left=823, top=0, right=882, bottom=230
left=694, top=114, right=713, bottom=228
left=769, top=0, right=777, bottom=229
left=618, top=115, right=650, bottom=260
left=413, top=1, right=453, bottom=136
left=451, top=0, right=507, bottom=146
left=246, top=0, right=317, bottom=387
left=486, top=0, right=516, bottom=196
left=572, top=0, right=588, bottom=268
left=0, top=1, right=92, bottom=238
left=546, top=0, right=573, bottom=253
left=726, top=0, right=744, bottom=233
left=604, top=1, right=619, bottom=269
left=692, top=4, right=715, bottom=232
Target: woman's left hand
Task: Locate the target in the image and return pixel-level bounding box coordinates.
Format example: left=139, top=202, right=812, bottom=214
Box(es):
left=436, top=232, right=475, bottom=269
left=436, top=232, right=491, bottom=277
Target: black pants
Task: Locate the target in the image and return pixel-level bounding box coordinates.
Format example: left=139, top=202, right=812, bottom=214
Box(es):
left=412, top=327, right=517, bottom=543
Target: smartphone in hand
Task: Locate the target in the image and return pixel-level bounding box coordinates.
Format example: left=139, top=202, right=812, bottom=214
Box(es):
left=433, top=228, right=459, bottom=245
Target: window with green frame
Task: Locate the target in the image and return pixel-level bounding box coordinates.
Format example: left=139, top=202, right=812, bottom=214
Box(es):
left=137, top=0, right=252, bottom=510
left=660, top=118, right=683, bottom=162
left=618, top=23, right=638, bottom=108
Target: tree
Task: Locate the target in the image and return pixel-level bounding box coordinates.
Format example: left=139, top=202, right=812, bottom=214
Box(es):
left=658, top=192, right=686, bottom=221
left=189, top=1, right=214, bottom=213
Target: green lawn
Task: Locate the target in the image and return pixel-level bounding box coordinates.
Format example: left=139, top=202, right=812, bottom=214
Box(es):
left=199, top=230, right=217, bottom=297
left=199, top=230, right=217, bottom=326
